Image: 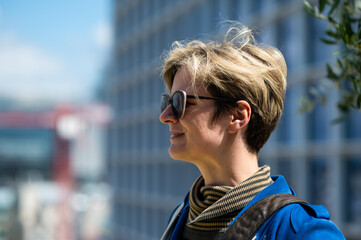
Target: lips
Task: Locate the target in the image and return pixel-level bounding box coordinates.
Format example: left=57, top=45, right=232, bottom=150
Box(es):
left=172, top=133, right=184, bottom=137
left=170, top=131, right=185, bottom=139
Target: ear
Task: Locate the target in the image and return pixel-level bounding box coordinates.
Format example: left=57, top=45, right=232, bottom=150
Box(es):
left=228, top=100, right=252, bottom=134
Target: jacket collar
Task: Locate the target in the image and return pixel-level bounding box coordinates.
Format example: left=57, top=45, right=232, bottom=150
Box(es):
left=166, top=175, right=294, bottom=239
left=229, top=175, right=294, bottom=226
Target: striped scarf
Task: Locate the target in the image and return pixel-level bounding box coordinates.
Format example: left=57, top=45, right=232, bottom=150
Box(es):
left=187, top=165, right=273, bottom=231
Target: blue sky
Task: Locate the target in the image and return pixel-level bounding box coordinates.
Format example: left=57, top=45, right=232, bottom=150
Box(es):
left=0, top=0, right=112, bottom=105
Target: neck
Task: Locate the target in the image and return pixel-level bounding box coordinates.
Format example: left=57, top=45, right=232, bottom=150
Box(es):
left=195, top=142, right=259, bottom=187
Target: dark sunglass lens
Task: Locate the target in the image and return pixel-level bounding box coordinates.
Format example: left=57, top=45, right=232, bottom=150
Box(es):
left=161, top=95, right=170, bottom=112
left=172, top=92, right=183, bottom=119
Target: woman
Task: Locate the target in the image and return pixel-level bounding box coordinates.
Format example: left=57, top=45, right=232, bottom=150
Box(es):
left=159, top=25, right=344, bottom=240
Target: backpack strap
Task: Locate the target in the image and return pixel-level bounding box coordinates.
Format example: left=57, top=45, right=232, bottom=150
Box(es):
left=221, top=193, right=308, bottom=240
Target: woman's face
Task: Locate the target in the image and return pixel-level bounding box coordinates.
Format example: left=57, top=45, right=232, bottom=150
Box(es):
left=159, top=67, right=229, bottom=164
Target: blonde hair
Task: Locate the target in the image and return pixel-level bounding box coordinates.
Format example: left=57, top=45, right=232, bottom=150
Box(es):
left=162, top=24, right=287, bottom=153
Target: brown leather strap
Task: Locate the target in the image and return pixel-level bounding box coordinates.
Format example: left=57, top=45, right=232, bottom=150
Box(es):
left=221, top=193, right=308, bottom=240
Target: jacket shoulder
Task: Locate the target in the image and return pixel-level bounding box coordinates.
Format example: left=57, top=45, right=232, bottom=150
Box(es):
left=257, top=203, right=345, bottom=240
left=289, top=203, right=327, bottom=230
left=287, top=203, right=345, bottom=239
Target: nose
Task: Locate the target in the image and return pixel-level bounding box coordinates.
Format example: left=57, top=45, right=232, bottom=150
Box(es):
left=159, top=105, right=178, bottom=124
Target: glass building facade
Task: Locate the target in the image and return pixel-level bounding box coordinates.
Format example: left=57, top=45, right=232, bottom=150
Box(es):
left=101, top=0, right=361, bottom=239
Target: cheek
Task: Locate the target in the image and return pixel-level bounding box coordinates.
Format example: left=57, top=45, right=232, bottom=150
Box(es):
left=183, top=106, right=226, bottom=144
left=188, top=122, right=225, bottom=146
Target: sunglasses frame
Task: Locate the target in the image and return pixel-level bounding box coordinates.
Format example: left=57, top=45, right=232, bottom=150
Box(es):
left=161, top=90, right=237, bottom=120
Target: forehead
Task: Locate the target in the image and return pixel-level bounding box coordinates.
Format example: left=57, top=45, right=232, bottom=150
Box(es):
left=170, top=67, right=208, bottom=96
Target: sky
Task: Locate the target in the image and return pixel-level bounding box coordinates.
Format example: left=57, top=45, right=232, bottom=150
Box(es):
left=0, top=0, right=112, bottom=106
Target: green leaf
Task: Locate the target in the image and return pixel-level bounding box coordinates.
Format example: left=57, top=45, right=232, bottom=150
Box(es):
left=328, top=0, right=340, bottom=17
left=332, top=49, right=347, bottom=55
left=326, top=29, right=340, bottom=39
left=342, top=13, right=355, bottom=37
left=339, top=23, right=348, bottom=43
left=354, top=39, right=361, bottom=46
left=298, top=97, right=315, bottom=113
left=338, top=102, right=349, bottom=112
left=331, top=115, right=349, bottom=124
left=320, top=37, right=337, bottom=44
left=357, top=94, right=361, bottom=109
left=327, top=63, right=338, bottom=79
left=320, top=95, right=328, bottom=105
left=354, top=86, right=361, bottom=95
left=337, top=58, right=343, bottom=68
left=340, top=64, right=348, bottom=80
left=344, top=4, right=354, bottom=16
left=327, top=16, right=337, bottom=25
left=319, top=0, right=327, bottom=12
left=352, top=78, right=361, bottom=94
left=349, top=16, right=360, bottom=23
left=304, top=1, right=316, bottom=15
left=345, top=98, right=357, bottom=109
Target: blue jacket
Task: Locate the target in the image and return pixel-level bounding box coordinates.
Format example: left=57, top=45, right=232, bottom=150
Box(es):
left=161, top=175, right=345, bottom=240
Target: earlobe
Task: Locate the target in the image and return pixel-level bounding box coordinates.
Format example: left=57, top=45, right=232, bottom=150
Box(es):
left=228, top=101, right=251, bottom=134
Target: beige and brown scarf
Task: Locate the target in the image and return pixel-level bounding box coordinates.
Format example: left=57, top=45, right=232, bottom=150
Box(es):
left=187, top=165, right=273, bottom=231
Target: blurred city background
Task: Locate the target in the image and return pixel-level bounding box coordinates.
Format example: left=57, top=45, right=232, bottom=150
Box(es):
left=0, top=0, right=360, bottom=240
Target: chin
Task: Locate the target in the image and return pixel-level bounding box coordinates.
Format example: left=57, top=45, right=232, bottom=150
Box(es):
left=169, top=148, right=183, bottom=160
left=169, top=146, right=199, bottom=165
left=169, top=145, right=188, bottom=161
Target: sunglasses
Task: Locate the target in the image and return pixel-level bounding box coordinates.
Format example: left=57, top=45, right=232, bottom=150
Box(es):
left=160, top=90, right=237, bottom=120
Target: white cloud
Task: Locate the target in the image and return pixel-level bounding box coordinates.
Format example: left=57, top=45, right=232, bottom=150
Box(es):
left=0, top=34, right=64, bottom=80
left=0, top=33, right=90, bottom=103
left=93, top=21, right=112, bottom=50
left=3, top=82, right=89, bottom=103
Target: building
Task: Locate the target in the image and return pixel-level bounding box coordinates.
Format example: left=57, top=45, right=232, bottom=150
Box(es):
left=102, top=0, right=361, bottom=239
left=0, top=103, right=112, bottom=240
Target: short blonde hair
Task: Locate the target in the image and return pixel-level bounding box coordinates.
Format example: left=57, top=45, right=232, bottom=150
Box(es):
left=162, top=24, right=287, bottom=153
